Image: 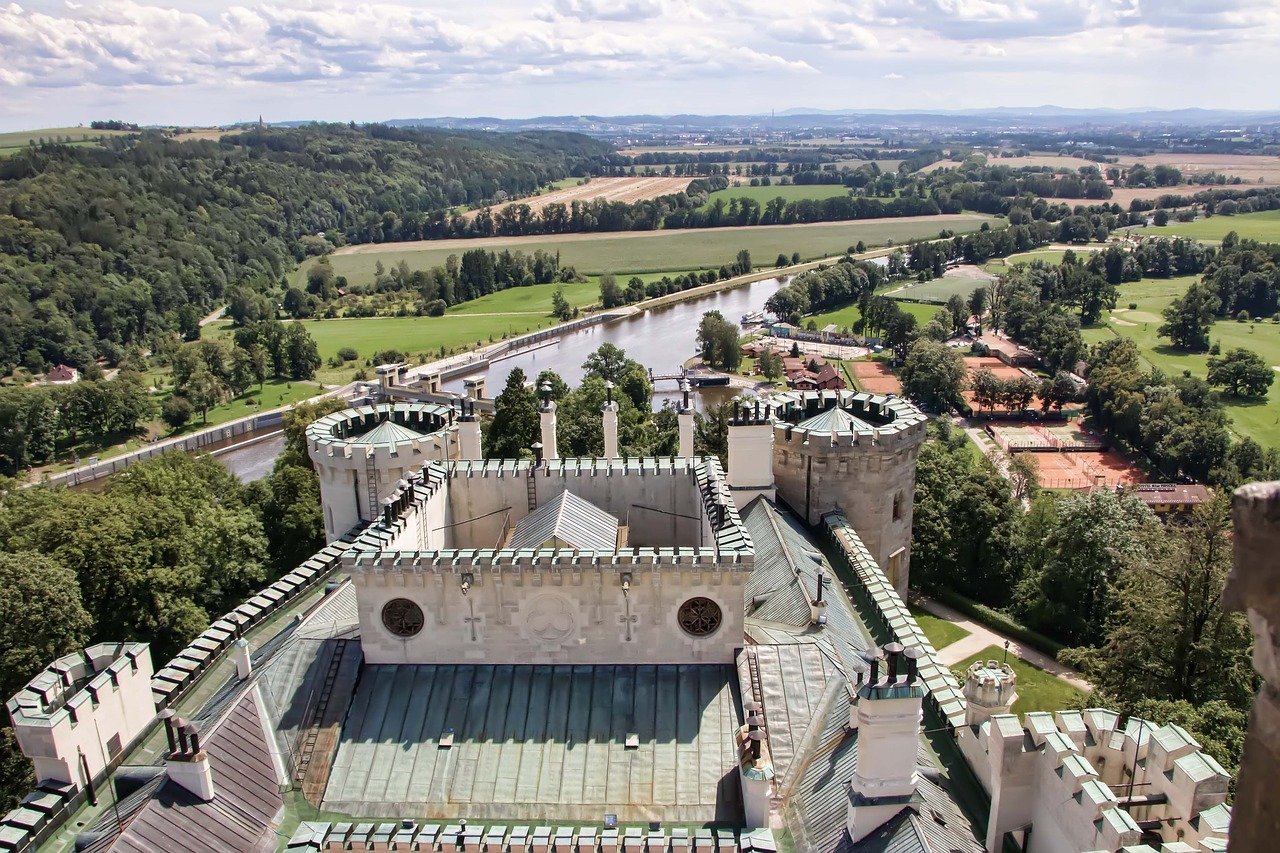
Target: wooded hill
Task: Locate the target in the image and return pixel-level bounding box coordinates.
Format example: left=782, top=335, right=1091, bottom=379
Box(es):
left=0, top=125, right=610, bottom=372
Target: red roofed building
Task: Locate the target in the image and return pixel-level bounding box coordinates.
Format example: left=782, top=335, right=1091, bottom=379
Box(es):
left=45, top=364, right=79, bottom=384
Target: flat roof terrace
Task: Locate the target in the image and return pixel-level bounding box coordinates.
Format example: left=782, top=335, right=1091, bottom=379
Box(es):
left=322, top=663, right=744, bottom=824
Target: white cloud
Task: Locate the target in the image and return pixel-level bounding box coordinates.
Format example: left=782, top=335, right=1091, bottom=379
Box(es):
left=882, top=72, right=903, bottom=79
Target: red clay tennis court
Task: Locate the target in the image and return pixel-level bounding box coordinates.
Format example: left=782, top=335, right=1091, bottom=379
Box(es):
left=849, top=361, right=902, bottom=394
left=1020, top=449, right=1145, bottom=490
left=963, top=355, right=1026, bottom=380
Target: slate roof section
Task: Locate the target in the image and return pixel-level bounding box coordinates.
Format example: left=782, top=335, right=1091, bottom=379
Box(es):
left=105, top=689, right=283, bottom=852
left=795, top=406, right=874, bottom=436
left=322, top=663, right=743, bottom=823
left=345, top=419, right=426, bottom=448
left=508, top=488, right=620, bottom=552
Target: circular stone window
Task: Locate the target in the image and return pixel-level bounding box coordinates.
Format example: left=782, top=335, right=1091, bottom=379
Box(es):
left=678, top=597, right=723, bottom=637
left=381, top=598, right=425, bottom=638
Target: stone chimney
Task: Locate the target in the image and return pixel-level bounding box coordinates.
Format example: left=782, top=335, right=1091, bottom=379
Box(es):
left=737, top=698, right=775, bottom=828
left=678, top=380, right=695, bottom=458
left=231, top=637, right=252, bottom=681
left=727, top=399, right=774, bottom=503
left=963, top=660, right=1017, bottom=726
left=848, top=644, right=925, bottom=843
left=602, top=380, right=619, bottom=460
left=459, top=397, right=482, bottom=460
left=538, top=383, right=558, bottom=461
left=1222, top=481, right=1280, bottom=851
left=809, top=568, right=829, bottom=626
left=161, top=712, right=214, bottom=802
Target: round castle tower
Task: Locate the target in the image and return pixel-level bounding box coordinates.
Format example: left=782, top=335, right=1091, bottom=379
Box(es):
left=767, top=390, right=927, bottom=593
left=306, top=401, right=472, bottom=542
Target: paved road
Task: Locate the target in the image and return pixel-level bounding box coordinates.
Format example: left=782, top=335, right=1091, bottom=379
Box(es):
left=914, top=593, right=1092, bottom=693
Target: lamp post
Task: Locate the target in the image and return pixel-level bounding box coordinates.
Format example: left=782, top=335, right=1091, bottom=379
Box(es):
left=1003, top=639, right=1010, bottom=664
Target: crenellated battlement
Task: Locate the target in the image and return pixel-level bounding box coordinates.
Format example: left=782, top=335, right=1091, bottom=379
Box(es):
left=344, top=546, right=753, bottom=576
left=7, top=643, right=150, bottom=728
left=306, top=401, right=459, bottom=469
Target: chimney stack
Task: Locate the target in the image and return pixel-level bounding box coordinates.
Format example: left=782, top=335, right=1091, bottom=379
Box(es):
left=538, top=384, right=558, bottom=461
left=602, top=380, right=619, bottom=460
left=737, top=697, right=775, bottom=828
left=677, top=380, right=694, bottom=458
left=231, top=638, right=252, bottom=681
left=727, top=397, right=774, bottom=504
left=164, top=717, right=215, bottom=802
left=809, top=569, right=829, bottom=625
left=848, top=644, right=926, bottom=843
left=459, top=396, right=482, bottom=460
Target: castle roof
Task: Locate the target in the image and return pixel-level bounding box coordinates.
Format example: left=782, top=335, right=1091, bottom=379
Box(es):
left=346, top=419, right=426, bottom=449
left=795, top=406, right=875, bottom=436
left=507, top=488, right=620, bottom=551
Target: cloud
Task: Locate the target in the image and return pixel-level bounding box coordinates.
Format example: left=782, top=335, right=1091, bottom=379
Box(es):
left=882, top=72, right=903, bottom=79
left=964, top=43, right=1007, bottom=57
left=770, top=19, right=878, bottom=50
left=542, top=0, right=664, bottom=21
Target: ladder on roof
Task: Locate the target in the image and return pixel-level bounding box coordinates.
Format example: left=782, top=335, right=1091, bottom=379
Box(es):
left=526, top=464, right=538, bottom=512
left=364, top=454, right=379, bottom=522
left=294, top=638, right=348, bottom=785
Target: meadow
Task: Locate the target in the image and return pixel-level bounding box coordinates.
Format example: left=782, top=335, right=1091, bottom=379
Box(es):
left=0, top=126, right=135, bottom=147
left=698, top=183, right=851, bottom=210
left=808, top=299, right=943, bottom=331
left=889, top=271, right=995, bottom=304
left=1079, top=275, right=1280, bottom=447
left=1124, top=210, right=1280, bottom=244
left=981, top=247, right=1098, bottom=275
left=953, top=646, right=1084, bottom=717
left=442, top=280, right=601, bottom=316
left=299, top=215, right=995, bottom=286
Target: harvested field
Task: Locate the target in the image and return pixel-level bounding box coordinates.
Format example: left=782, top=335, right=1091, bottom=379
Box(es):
left=1021, top=449, right=1144, bottom=491
left=466, top=176, right=692, bottom=220
left=848, top=360, right=902, bottom=394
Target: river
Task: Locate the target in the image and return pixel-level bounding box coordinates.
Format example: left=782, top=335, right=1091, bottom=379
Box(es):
left=220, top=275, right=785, bottom=480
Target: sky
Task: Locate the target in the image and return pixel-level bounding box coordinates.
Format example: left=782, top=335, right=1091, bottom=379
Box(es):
left=1, top=0, right=1278, bottom=130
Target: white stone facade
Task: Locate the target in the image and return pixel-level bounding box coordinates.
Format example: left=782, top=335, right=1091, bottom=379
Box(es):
left=7, top=643, right=155, bottom=790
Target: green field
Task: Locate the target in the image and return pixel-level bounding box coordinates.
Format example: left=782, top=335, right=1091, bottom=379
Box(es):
left=1125, top=210, right=1280, bottom=243
left=442, top=280, right=601, bottom=316
left=953, top=645, right=1085, bottom=717
left=1080, top=276, right=1280, bottom=446
left=909, top=607, right=970, bottom=651
left=299, top=314, right=560, bottom=365
left=809, top=298, right=944, bottom=332
left=890, top=273, right=995, bottom=304
left=0, top=126, right=135, bottom=147
left=982, top=248, right=1097, bottom=274
left=296, top=215, right=996, bottom=286
left=699, top=183, right=851, bottom=211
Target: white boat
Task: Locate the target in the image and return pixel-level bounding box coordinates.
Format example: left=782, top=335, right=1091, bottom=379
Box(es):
left=740, top=311, right=765, bottom=325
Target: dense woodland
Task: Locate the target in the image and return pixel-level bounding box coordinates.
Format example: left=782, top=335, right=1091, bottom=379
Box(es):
left=0, top=125, right=608, bottom=371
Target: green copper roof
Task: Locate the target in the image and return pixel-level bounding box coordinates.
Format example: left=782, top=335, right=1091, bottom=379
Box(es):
left=795, top=406, right=874, bottom=435
left=347, top=420, right=425, bottom=448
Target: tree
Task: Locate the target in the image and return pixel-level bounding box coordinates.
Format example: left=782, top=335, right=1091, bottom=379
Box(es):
left=283, top=323, right=321, bottom=379
left=968, top=287, right=988, bottom=328
left=695, top=399, right=734, bottom=467
left=734, top=249, right=752, bottom=276
left=1007, top=453, right=1039, bottom=503
left=757, top=347, right=783, bottom=380
left=581, top=344, right=651, bottom=410
left=1014, top=489, right=1161, bottom=646
left=599, top=273, right=623, bottom=308
left=180, top=365, right=228, bottom=422
left=551, top=286, right=572, bottom=321
left=899, top=339, right=965, bottom=412
left=162, top=395, right=194, bottom=428
left=0, top=552, right=92, bottom=699
left=945, top=293, right=968, bottom=333
left=696, top=311, right=742, bottom=372
left=1159, top=280, right=1220, bottom=351
left=244, top=464, right=324, bottom=574
left=1207, top=347, right=1274, bottom=398
left=484, top=368, right=539, bottom=459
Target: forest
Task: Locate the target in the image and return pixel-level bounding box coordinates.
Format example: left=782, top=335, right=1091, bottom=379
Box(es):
left=0, top=125, right=609, bottom=372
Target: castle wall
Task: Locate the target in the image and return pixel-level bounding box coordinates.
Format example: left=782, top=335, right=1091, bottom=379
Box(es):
left=349, top=552, right=749, bottom=665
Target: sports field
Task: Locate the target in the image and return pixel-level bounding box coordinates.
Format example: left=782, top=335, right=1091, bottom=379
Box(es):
left=297, top=215, right=996, bottom=285
left=988, top=422, right=1103, bottom=452
left=808, top=298, right=943, bottom=332
left=1123, top=210, right=1280, bottom=244
left=1018, top=449, right=1145, bottom=490
left=1080, top=275, right=1280, bottom=447
left=848, top=359, right=902, bottom=394
left=982, top=247, right=1098, bottom=274
left=891, top=269, right=994, bottom=304
left=698, top=183, right=851, bottom=211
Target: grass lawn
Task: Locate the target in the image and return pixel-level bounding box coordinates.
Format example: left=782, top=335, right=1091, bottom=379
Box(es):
left=1123, top=210, right=1280, bottom=244
left=698, top=183, right=851, bottom=211
left=443, top=280, right=601, bottom=316
left=1080, top=275, right=1280, bottom=447
left=808, top=298, right=943, bottom=332
left=295, top=215, right=997, bottom=285
left=890, top=275, right=995, bottom=304
left=953, top=645, right=1084, bottom=718
left=981, top=248, right=1097, bottom=274
left=299, top=314, right=561, bottom=365
left=909, top=607, right=970, bottom=651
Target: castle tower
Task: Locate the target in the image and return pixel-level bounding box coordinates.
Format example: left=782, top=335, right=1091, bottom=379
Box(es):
left=964, top=660, right=1018, bottom=726
left=770, top=390, right=927, bottom=595
left=305, top=401, right=459, bottom=542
